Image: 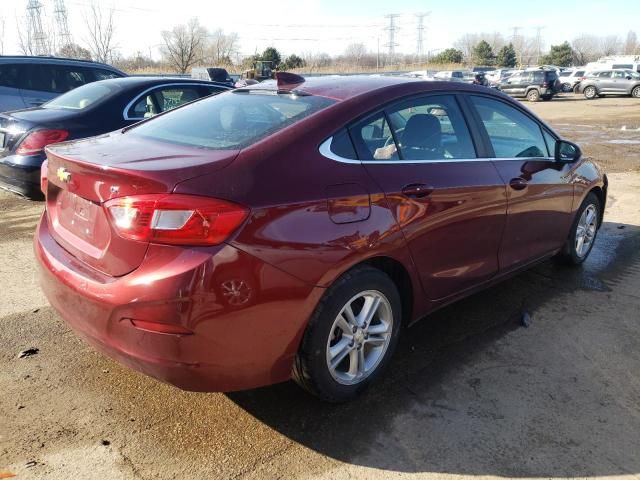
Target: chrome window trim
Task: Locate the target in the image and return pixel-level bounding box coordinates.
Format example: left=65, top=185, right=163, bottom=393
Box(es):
left=122, top=82, right=213, bottom=121
left=319, top=136, right=554, bottom=164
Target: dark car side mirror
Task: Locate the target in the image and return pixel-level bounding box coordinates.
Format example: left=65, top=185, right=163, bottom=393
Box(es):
left=555, top=140, right=581, bottom=163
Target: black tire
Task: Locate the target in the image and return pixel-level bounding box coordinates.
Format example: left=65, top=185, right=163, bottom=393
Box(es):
left=562, top=82, right=572, bottom=92
left=584, top=86, right=597, bottom=100
left=632, top=86, right=640, bottom=98
left=526, top=89, right=540, bottom=102
left=293, top=265, right=402, bottom=402
left=557, top=192, right=601, bottom=265
left=542, top=95, right=552, bottom=101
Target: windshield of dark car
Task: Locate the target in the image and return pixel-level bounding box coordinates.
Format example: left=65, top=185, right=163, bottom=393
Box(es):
left=127, top=90, right=335, bottom=150
left=43, top=81, right=118, bottom=110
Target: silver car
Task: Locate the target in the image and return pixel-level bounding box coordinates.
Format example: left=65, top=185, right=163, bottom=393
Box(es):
left=578, top=69, right=640, bottom=99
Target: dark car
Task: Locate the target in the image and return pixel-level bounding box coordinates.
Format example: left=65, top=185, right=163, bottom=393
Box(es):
left=0, top=56, right=126, bottom=112
left=578, top=69, right=640, bottom=99
left=499, top=69, right=562, bottom=101
left=0, top=77, right=230, bottom=197
left=35, top=74, right=607, bottom=402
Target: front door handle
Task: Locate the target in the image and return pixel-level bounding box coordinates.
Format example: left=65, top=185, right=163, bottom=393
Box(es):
left=509, top=177, right=528, bottom=191
left=402, top=183, right=434, bottom=199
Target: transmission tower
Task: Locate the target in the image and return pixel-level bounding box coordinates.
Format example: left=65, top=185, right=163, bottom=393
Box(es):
left=54, top=0, right=72, bottom=48
left=511, top=26, right=522, bottom=66
left=384, top=14, right=400, bottom=60
left=534, top=26, right=546, bottom=65
left=415, top=12, right=431, bottom=62
left=26, top=0, right=48, bottom=55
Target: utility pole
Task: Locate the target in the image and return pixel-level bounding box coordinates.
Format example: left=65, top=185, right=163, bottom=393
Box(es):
left=53, top=0, right=72, bottom=49
left=415, top=12, right=431, bottom=63
left=26, top=0, right=48, bottom=55
left=384, top=14, right=400, bottom=63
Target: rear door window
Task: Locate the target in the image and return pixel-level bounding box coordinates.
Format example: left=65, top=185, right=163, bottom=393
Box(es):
left=93, top=68, right=121, bottom=80
left=25, top=64, right=92, bottom=93
left=599, top=71, right=612, bottom=78
left=469, top=96, right=549, bottom=158
left=350, top=112, right=398, bottom=160
left=127, top=86, right=206, bottom=119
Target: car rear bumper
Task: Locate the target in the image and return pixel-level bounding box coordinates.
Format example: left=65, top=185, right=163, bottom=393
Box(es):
left=34, top=212, right=324, bottom=392
left=0, top=154, right=42, bottom=197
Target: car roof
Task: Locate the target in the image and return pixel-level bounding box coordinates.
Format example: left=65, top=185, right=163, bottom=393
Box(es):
left=0, top=55, right=123, bottom=71
left=91, top=76, right=232, bottom=89
left=239, top=75, right=506, bottom=102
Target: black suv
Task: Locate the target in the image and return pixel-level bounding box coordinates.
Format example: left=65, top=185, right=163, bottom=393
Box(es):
left=0, top=56, right=126, bottom=112
left=498, top=69, right=562, bottom=101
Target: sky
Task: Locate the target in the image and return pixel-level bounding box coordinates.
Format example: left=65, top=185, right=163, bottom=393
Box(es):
left=1, top=0, right=638, bottom=60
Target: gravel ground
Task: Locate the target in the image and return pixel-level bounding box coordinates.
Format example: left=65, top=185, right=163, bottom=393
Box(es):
left=1, top=95, right=639, bottom=480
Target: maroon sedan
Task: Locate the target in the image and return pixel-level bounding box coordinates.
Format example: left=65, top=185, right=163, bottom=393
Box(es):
left=34, top=73, right=607, bottom=402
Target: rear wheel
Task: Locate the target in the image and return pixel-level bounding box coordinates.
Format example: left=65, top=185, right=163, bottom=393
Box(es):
left=632, top=86, right=640, bottom=98
left=542, top=95, right=552, bottom=101
left=557, top=192, right=601, bottom=265
left=562, top=82, right=572, bottom=92
left=293, top=266, right=401, bottom=402
left=584, top=86, right=597, bottom=99
left=526, top=89, right=540, bottom=102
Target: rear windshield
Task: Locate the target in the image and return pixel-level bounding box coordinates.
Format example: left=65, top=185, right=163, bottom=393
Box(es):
left=128, top=90, right=335, bottom=150
left=43, top=81, right=118, bottom=110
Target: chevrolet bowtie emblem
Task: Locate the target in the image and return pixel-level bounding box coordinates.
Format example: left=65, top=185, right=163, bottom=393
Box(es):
left=56, top=167, right=71, bottom=183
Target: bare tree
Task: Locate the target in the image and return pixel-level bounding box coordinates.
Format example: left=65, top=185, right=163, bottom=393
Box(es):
left=161, top=18, right=207, bottom=74
left=623, top=31, right=637, bottom=55
left=572, top=35, right=602, bottom=65
left=205, top=29, right=238, bottom=65
left=342, top=43, right=368, bottom=67
left=600, top=35, right=621, bottom=56
left=85, top=4, right=117, bottom=63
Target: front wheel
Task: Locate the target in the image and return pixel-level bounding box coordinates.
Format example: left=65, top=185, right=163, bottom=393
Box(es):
left=557, top=192, right=601, bottom=265
left=632, top=86, right=640, bottom=98
left=584, top=86, right=597, bottom=99
left=293, top=266, right=401, bottom=402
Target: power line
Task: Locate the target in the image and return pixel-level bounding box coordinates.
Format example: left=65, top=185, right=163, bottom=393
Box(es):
left=384, top=13, right=400, bottom=59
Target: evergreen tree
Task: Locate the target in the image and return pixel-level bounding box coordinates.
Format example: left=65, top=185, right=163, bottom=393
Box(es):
left=431, top=48, right=463, bottom=64
left=496, top=43, right=517, bottom=67
left=472, top=40, right=495, bottom=66
left=540, top=42, right=574, bottom=67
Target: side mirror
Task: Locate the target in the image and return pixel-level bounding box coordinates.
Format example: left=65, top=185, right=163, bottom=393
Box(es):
left=555, top=140, right=581, bottom=163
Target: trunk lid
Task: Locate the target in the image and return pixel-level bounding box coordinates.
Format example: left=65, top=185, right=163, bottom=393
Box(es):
left=44, top=131, right=238, bottom=276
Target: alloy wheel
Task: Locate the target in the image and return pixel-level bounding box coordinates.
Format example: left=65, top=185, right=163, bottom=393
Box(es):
left=326, top=290, right=393, bottom=385
left=575, top=204, right=598, bottom=258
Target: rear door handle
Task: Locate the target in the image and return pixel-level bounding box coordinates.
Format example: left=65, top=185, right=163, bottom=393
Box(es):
left=509, top=177, right=528, bottom=191
left=402, top=183, right=434, bottom=199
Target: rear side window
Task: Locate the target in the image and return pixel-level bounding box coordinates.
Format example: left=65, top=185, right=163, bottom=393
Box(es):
left=129, top=90, right=335, bottom=149
left=330, top=128, right=358, bottom=159
left=0, top=64, right=21, bottom=88
left=93, top=69, right=121, bottom=80
left=599, top=71, right=612, bottom=78
left=575, top=70, right=585, bottom=76
left=469, top=96, right=548, bottom=158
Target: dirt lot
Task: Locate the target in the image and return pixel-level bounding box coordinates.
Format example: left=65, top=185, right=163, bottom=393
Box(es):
left=1, top=95, right=640, bottom=480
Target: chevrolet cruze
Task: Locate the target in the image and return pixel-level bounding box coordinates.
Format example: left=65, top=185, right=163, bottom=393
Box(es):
left=34, top=73, right=607, bottom=402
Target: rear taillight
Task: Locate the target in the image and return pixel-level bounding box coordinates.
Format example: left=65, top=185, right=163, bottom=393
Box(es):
left=104, top=194, right=249, bottom=246
left=16, top=129, right=69, bottom=155
left=40, top=159, right=48, bottom=195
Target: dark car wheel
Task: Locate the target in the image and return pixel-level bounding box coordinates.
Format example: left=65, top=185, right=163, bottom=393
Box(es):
left=558, top=192, right=601, bottom=265
left=632, top=86, right=640, bottom=98
left=584, top=86, right=598, bottom=99
left=293, top=266, right=401, bottom=402
left=542, top=95, right=552, bottom=101
left=562, top=82, right=572, bottom=92
left=526, top=89, right=540, bottom=102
